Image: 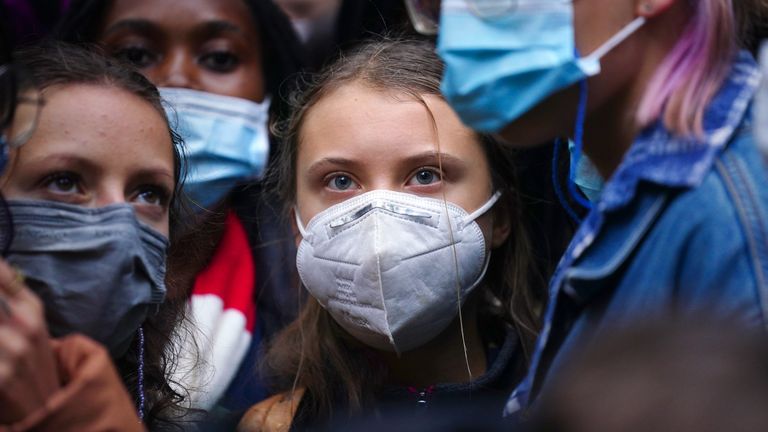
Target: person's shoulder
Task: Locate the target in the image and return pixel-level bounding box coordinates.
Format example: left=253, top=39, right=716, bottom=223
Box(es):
left=237, top=389, right=305, bottom=432
left=665, top=127, right=768, bottom=232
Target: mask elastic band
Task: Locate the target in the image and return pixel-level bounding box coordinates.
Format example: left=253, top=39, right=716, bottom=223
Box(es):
left=567, top=77, right=594, bottom=210
left=583, top=17, right=646, bottom=63
left=466, top=191, right=503, bottom=223
left=137, top=326, right=146, bottom=421
left=552, top=139, right=583, bottom=223
left=294, top=209, right=309, bottom=238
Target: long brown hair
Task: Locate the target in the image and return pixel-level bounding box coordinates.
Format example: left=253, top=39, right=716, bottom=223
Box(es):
left=264, top=37, right=543, bottom=419
left=12, top=40, right=190, bottom=430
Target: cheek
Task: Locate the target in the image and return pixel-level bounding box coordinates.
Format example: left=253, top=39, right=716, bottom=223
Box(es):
left=143, top=217, right=170, bottom=238
left=0, top=152, right=18, bottom=192
left=473, top=213, right=494, bottom=251
left=199, top=67, right=265, bottom=102
left=295, top=185, right=321, bottom=228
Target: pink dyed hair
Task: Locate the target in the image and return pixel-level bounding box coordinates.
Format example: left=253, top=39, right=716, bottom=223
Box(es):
left=636, top=0, right=737, bottom=137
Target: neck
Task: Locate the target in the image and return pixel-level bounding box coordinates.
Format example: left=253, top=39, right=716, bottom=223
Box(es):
left=583, top=85, right=642, bottom=179
left=583, top=5, right=689, bottom=179
left=379, top=295, right=487, bottom=388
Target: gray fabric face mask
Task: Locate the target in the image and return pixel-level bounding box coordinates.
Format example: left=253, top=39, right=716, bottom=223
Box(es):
left=5, top=200, right=169, bottom=357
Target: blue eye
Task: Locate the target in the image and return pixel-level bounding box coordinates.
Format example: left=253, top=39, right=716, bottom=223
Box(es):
left=408, top=169, right=441, bottom=186
left=326, top=175, right=358, bottom=191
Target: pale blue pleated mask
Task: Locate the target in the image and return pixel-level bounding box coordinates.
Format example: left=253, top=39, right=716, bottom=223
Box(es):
left=161, top=88, right=270, bottom=211
left=437, top=0, right=645, bottom=133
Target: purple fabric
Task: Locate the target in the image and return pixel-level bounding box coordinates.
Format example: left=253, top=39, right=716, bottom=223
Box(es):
left=3, top=0, right=71, bottom=43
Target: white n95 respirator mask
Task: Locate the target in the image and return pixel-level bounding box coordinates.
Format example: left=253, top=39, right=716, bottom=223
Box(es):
left=295, top=190, right=501, bottom=353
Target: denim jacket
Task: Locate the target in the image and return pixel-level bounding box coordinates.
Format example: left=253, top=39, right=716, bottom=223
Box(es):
left=505, top=51, right=768, bottom=415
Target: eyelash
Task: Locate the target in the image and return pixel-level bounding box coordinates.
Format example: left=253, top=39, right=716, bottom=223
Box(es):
left=112, top=45, right=158, bottom=69
left=198, top=50, right=240, bottom=73
left=321, top=167, right=444, bottom=192
left=134, top=184, right=172, bottom=207
left=38, top=172, right=171, bottom=207
left=42, top=172, right=81, bottom=193
left=323, top=172, right=360, bottom=192
left=407, top=167, right=443, bottom=187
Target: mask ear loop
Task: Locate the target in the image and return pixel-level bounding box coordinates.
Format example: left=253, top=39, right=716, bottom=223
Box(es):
left=291, top=209, right=307, bottom=412
left=137, top=325, right=146, bottom=421
left=551, top=74, right=592, bottom=224
left=567, top=77, right=593, bottom=211
left=556, top=16, right=646, bottom=219
left=551, top=138, right=584, bottom=224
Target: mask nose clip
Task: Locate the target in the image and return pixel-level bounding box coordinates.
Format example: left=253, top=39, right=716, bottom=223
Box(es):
left=328, top=199, right=433, bottom=228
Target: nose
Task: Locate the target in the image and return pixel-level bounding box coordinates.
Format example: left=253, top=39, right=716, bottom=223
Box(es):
left=94, top=180, right=128, bottom=208
left=154, top=48, right=197, bottom=90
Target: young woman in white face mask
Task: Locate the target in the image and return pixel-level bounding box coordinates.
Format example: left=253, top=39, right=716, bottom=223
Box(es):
left=0, top=41, right=185, bottom=430
left=236, top=38, right=542, bottom=431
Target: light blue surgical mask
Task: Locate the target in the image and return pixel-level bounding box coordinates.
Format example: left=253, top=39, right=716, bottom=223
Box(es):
left=437, top=0, right=645, bottom=133
left=160, top=88, right=270, bottom=211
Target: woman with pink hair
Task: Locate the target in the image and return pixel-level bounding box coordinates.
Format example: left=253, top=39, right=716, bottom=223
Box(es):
left=408, top=0, right=768, bottom=417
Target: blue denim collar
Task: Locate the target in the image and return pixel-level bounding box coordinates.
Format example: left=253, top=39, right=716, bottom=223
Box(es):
left=504, top=50, right=762, bottom=417
left=599, top=50, right=760, bottom=212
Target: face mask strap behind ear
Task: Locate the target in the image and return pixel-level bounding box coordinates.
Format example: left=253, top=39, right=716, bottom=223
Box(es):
left=466, top=191, right=503, bottom=223
left=294, top=208, right=309, bottom=238
left=580, top=16, right=647, bottom=72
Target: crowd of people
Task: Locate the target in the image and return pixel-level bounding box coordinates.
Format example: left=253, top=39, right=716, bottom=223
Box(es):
left=1, top=0, right=768, bottom=431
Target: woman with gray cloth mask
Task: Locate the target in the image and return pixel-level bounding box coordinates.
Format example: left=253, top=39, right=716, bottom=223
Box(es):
left=0, top=41, right=188, bottom=430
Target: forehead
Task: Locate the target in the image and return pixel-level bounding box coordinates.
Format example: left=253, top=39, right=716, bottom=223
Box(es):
left=25, top=84, right=174, bottom=170
left=299, top=82, right=484, bottom=163
left=103, top=0, right=257, bottom=34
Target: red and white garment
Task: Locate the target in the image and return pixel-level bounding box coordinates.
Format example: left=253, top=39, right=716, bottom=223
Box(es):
left=171, top=211, right=256, bottom=410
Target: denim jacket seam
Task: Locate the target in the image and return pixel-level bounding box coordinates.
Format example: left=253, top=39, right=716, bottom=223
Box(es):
left=714, top=153, right=768, bottom=330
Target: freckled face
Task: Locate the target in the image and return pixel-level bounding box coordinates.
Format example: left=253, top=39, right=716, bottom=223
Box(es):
left=0, top=84, right=175, bottom=236
left=295, top=82, right=496, bottom=241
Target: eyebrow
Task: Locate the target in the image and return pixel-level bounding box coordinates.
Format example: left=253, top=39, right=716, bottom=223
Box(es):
left=305, top=151, right=466, bottom=178
left=132, top=168, right=174, bottom=181
left=103, top=19, right=241, bottom=39
left=402, top=151, right=465, bottom=169
left=102, top=19, right=160, bottom=37
left=306, top=157, right=358, bottom=178
left=30, top=154, right=174, bottom=180
left=31, top=154, right=101, bottom=172
left=194, top=20, right=242, bottom=38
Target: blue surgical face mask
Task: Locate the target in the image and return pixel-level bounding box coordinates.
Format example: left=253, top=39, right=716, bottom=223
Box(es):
left=160, top=88, right=270, bottom=211
left=437, top=0, right=646, bottom=133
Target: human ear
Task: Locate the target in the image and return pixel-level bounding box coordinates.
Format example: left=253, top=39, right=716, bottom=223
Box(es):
left=490, top=193, right=512, bottom=249
left=636, top=0, right=679, bottom=18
